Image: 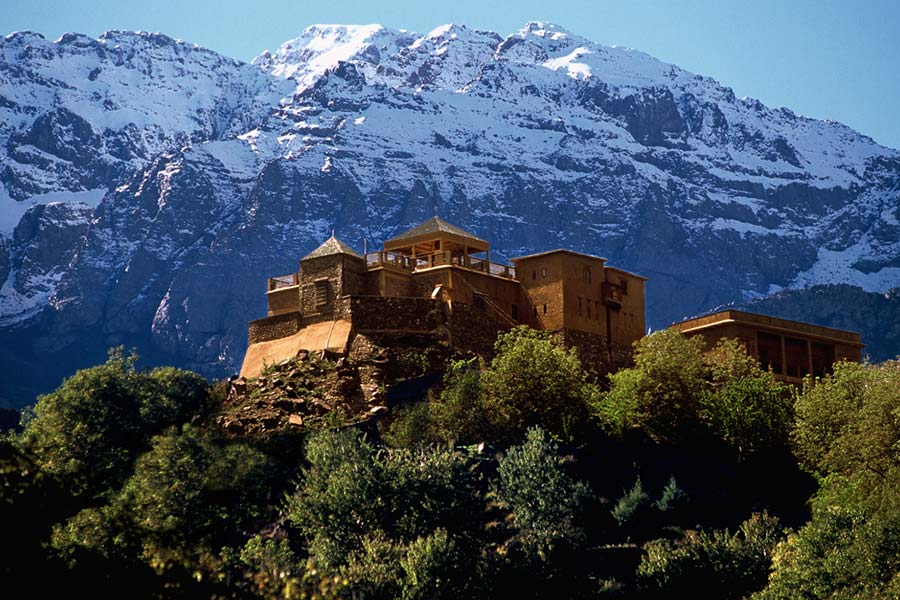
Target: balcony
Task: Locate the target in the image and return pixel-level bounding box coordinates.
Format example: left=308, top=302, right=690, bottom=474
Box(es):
left=602, top=282, right=623, bottom=308
left=364, top=250, right=517, bottom=280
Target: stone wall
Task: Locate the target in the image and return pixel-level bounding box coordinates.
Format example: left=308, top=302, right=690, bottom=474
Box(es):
left=348, top=296, right=444, bottom=332
left=447, top=301, right=508, bottom=357
left=300, top=255, right=343, bottom=317
left=558, top=327, right=634, bottom=378
left=248, top=311, right=302, bottom=344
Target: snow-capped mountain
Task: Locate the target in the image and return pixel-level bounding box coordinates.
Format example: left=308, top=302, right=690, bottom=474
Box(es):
left=1, top=22, right=898, bottom=407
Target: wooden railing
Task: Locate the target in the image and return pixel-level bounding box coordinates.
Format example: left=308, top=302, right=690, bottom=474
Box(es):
left=366, top=251, right=417, bottom=271
left=365, top=251, right=517, bottom=280
left=268, top=273, right=299, bottom=291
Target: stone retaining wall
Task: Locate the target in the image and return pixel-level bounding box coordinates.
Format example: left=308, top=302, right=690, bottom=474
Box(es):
left=347, top=296, right=443, bottom=332
left=559, top=327, right=634, bottom=377
left=248, top=311, right=302, bottom=344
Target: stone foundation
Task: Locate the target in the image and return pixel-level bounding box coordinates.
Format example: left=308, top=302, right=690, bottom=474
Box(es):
left=558, top=327, right=634, bottom=378
left=347, top=296, right=444, bottom=332
left=248, top=311, right=302, bottom=344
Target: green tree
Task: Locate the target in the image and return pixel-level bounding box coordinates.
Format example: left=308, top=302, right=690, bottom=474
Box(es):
left=481, top=326, right=596, bottom=442
left=639, top=512, right=783, bottom=600
left=757, top=508, right=900, bottom=600
left=17, top=349, right=212, bottom=499
left=400, top=528, right=460, bottom=600
left=492, top=427, right=591, bottom=560
left=284, top=429, right=383, bottom=569
left=598, top=333, right=791, bottom=455
left=611, top=477, right=650, bottom=526
left=597, top=330, right=707, bottom=443
left=756, top=361, right=900, bottom=600
left=700, top=338, right=793, bottom=459
left=792, top=361, right=900, bottom=515
left=430, top=358, right=489, bottom=445
left=50, top=424, right=274, bottom=593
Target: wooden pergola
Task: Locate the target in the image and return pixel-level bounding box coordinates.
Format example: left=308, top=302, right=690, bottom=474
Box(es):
left=383, top=217, right=490, bottom=263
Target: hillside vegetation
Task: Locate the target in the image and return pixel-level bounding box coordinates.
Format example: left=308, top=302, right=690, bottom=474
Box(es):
left=3, top=329, right=899, bottom=599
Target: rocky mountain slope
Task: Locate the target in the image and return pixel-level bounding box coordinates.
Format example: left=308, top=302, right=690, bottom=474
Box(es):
left=1, top=23, right=898, bottom=407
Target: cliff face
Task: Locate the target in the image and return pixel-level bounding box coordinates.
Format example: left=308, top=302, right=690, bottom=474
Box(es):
left=1, top=23, right=898, bottom=407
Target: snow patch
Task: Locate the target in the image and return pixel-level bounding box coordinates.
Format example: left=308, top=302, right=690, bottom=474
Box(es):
left=0, top=187, right=105, bottom=235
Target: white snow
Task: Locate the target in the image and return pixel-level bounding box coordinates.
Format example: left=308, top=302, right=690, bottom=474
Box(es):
left=0, top=187, right=105, bottom=235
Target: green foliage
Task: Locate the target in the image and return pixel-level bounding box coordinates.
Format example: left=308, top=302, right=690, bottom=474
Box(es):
left=701, top=374, right=793, bottom=459
left=381, top=401, right=441, bottom=449
left=755, top=361, right=900, bottom=599
left=757, top=508, right=900, bottom=600
left=344, top=532, right=406, bottom=599
left=611, top=477, right=651, bottom=526
left=285, top=429, right=484, bottom=598
left=793, top=361, right=900, bottom=515
left=598, top=332, right=792, bottom=455
left=285, top=429, right=382, bottom=569
left=482, top=326, right=596, bottom=442
left=17, top=348, right=211, bottom=498
left=492, top=427, right=591, bottom=559
left=431, top=358, right=490, bottom=445
left=240, top=535, right=296, bottom=575
left=400, top=529, right=460, bottom=600
left=385, top=326, right=598, bottom=447
left=381, top=445, right=482, bottom=541
left=597, top=330, right=707, bottom=442
left=655, top=476, right=688, bottom=512
left=638, top=512, right=783, bottom=599
left=50, top=424, right=274, bottom=583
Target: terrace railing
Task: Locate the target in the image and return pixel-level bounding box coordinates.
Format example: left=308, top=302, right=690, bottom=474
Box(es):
left=366, top=251, right=516, bottom=279
left=268, top=273, right=299, bottom=291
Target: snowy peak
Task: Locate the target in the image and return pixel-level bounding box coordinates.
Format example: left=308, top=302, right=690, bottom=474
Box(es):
left=497, top=21, right=689, bottom=91
left=374, top=23, right=501, bottom=90
left=253, top=24, right=416, bottom=89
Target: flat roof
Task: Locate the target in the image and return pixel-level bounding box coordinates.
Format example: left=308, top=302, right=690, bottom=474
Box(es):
left=603, top=265, right=648, bottom=281
left=671, top=309, right=863, bottom=346
left=511, top=248, right=607, bottom=263
left=511, top=249, right=647, bottom=280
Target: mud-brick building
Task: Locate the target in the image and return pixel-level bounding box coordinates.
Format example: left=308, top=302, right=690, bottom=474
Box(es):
left=670, top=310, right=863, bottom=384
left=241, top=217, right=646, bottom=378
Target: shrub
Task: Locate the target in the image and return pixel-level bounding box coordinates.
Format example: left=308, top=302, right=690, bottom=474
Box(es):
left=492, top=427, right=591, bottom=559
left=638, top=512, right=783, bottom=599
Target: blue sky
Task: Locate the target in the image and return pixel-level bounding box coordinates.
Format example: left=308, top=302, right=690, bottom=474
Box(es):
left=5, top=0, right=899, bottom=150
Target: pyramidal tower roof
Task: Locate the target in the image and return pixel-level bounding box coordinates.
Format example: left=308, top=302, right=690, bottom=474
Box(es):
left=386, top=216, right=486, bottom=244
left=301, top=234, right=362, bottom=261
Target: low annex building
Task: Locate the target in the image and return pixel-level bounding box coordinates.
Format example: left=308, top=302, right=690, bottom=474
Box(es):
left=240, top=217, right=646, bottom=378
left=670, top=309, right=863, bottom=384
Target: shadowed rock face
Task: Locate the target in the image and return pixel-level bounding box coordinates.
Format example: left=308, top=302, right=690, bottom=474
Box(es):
left=0, top=23, right=898, bottom=408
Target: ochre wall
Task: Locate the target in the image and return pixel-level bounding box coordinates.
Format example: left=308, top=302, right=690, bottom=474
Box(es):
left=557, top=253, right=608, bottom=336
left=514, top=253, right=566, bottom=330
left=267, top=286, right=300, bottom=316
left=604, top=268, right=646, bottom=348
left=676, top=319, right=862, bottom=383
